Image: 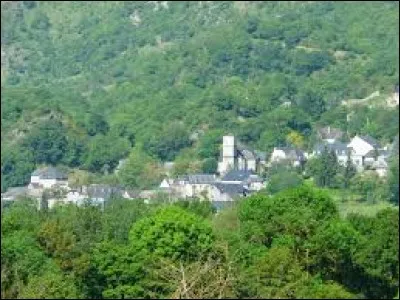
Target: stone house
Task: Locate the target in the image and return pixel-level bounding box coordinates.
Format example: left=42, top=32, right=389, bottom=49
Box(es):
left=29, top=166, right=68, bottom=189
left=269, top=147, right=306, bottom=167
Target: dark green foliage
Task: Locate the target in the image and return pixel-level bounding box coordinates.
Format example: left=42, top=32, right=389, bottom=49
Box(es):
left=201, top=158, right=218, bottom=174
left=174, top=200, right=216, bottom=219
left=1, top=146, right=35, bottom=192
left=307, top=148, right=340, bottom=188
left=388, top=154, right=399, bottom=204
left=197, top=130, right=223, bottom=159
left=85, top=114, right=110, bottom=136
left=84, top=134, right=130, bottom=173
left=22, top=119, right=68, bottom=165
left=238, top=185, right=338, bottom=248
left=348, top=209, right=399, bottom=298
left=266, top=168, right=303, bottom=194
left=144, top=123, right=192, bottom=161
left=102, top=198, right=150, bottom=243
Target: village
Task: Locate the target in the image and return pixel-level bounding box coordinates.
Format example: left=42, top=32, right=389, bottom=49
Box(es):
left=1, top=126, right=397, bottom=211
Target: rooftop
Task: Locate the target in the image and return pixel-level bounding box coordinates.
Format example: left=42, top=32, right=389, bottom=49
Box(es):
left=213, top=182, right=247, bottom=197
left=314, top=141, right=348, bottom=153
left=359, top=135, right=381, bottom=148
left=186, top=174, right=216, bottom=184
left=86, top=184, right=123, bottom=199
left=221, top=169, right=254, bottom=182
left=32, top=167, right=67, bottom=180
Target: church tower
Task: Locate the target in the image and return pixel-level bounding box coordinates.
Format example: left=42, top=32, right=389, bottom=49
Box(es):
left=221, top=135, right=236, bottom=173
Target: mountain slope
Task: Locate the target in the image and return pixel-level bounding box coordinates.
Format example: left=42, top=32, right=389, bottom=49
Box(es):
left=1, top=1, right=399, bottom=191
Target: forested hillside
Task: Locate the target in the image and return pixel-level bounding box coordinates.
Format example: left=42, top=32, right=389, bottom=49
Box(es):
left=1, top=1, right=399, bottom=191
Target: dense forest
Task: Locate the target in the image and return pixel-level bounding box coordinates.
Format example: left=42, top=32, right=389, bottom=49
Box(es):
left=1, top=185, right=399, bottom=299
left=1, top=1, right=399, bottom=192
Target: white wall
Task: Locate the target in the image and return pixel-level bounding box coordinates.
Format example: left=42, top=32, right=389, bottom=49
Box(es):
left=30, top=175, right=41, bottom=184
left=247, top=159, right=256, bottom=171
left=270, top=148, right=287, bottom=162
left=348, top=136, right=374, bottom=156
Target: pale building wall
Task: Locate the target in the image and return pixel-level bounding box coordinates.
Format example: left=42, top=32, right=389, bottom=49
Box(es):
left=376, top=168, right=387, bottom=177
left=210, top=186, right=233, bottom=202
left=247, top=160, right=256, bottom=171
left=221, top=136, right=236, bottom=173
left=348, top=136, right=374, bottom=156
left=31, top=175, right=41, bottom=184
left=249, top=182, right=264, bottom=191
left=337, top=155, right=348, bottom=166
left=350, top=154, right=364, bottom=171
left=270, top=148, right=287, bottom=162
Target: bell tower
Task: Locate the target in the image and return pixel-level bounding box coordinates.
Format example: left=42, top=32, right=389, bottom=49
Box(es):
left=222, top=135, right=236, bottom=172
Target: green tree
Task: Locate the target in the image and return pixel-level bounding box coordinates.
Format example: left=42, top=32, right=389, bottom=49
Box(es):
left=266, top=169, right=303, bottom=194
left=349, top=172, right=390, bottom=203
left=19, top=266, right=81, bottom=299
left=305, top=219, right=361, bottom=285
left=118, top=146, right=163, bottom=189
left=238, top=185, right=338, bottom=249
left=90, top=241, right=152, bottom=299
left=22, top=119, right=68, bottom=165
left=350, top=209, right=399, bottom=299
left=85, top=134, right=130, bottom=173
left=307, top=147, right=339, bottom=187
left=388, top=154, right=399, bottom=204
left=197, top=130, right=223, bottom=159
left=201, top=157, right=218, bottom=174
left=129, top=206, right=215, bottom=261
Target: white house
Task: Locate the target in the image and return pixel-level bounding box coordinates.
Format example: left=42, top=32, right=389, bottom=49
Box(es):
left=347, top=135, right=381, bottom=170
left=29, top=167, right=68, bottom=189
left=269, top=147, right=306, bottom=167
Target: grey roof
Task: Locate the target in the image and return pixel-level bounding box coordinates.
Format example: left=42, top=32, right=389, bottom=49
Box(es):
left=213, top=183, right=247, bottom=197
left=186, top=174, right=216, bottom=184
left=221, top=169, right=254, bottom=182
left=245, top=174, right=264, bottom=183
left=32, top=167, right=67, bottom=180
left=365, top=149, right=390, bottom=158
left=317, top=126, right=343, bottom=140
left=277, top=147, right=306, bottom=161
left=86, top=184, right=123, bottom=199
left=314, top=142, right=348, bottom=154
left=360, top=135, right=381, bottom=148
left=240, top=149, right=256, bottom=160
left=364, top=149, right=379, bottom=158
